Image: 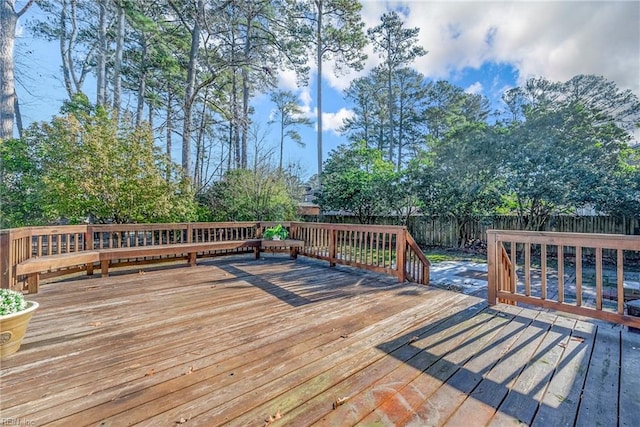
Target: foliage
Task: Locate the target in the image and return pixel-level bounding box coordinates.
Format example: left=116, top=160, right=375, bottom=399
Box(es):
left=341, top=71, right=388, bottom=149
left=589, top=146, right=640, bottom=218
left=367, top=10, right=427, bottom=166
left=410, top=122, right=504, bottom=245
left=501, top=75, right=639, bottom=228
left=424, top=80, right=491, bottom=142
left=200, top=167, right=300, bottom=221
left=317, top=142, right=396, bottom=224
left=0, top=289, right=27, bottom=316
left=6, top=101, right=198, bottom=225
left=0, top=138, right=45, bottom=228
left=289, top=0, right=368, bottom=176
left=342, top=67, right=429, bottom=170
left=263, top=224, right=289, bottom=240
left=269, top=90, right=312, bottom=170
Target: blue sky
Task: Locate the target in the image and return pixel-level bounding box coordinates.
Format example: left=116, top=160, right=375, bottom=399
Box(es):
left=15, top=1, right=640, bottom=181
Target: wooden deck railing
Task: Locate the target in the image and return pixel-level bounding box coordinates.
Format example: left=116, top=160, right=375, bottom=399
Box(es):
left=292, top=223, right=430, bottom=285
left=1, top=222, right=430, bottom=290
left=487, top=229, right=640, bottom=328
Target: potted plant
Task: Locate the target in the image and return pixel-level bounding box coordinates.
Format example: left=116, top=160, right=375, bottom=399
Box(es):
left=263, top=224, right=289, bottom=241
left=0, top=289, right=39, bottom=358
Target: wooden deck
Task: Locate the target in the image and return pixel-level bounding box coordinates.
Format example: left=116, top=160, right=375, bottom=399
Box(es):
left=1, top=256, right=639, bottom=426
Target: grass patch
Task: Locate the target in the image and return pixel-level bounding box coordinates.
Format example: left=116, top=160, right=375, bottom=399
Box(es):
left=422, top=247, right=486, bottom=263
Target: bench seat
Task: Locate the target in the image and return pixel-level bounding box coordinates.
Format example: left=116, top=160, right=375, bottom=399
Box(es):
left=15, top=240, right=263, bottom=292
left=97, top=239, right=262, bottom=276
left=15, top=251, right=101, bottom=276
left=15, top=251, right=101, bottom=293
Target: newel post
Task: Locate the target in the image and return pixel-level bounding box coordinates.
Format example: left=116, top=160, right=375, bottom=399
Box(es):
left=0, top=229, right=11, bottom=289
left=329, top=227, right=337, bottom=267
left=86, top=225, right=95, bottom=276
left=487, top=230, right=497, bottom=305
left=186, top=223, right=193, bottom=243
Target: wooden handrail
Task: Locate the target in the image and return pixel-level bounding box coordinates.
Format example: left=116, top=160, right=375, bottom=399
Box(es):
left=487, top=229, right=640, bottom=328
left=1, top=222, right=431, bottom=290
left=405, top=231, right=431, bottom=285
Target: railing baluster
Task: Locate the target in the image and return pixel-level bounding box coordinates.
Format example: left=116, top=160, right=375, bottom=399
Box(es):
left=576, top=246, right=583, bottom=306
left=596, top=247, right=603, bottom=311
left=558, top=244, right=564, bottom=303
left=541, top=244, right=547, bottom=300
left=525, top=243, right=531, bottom=296
left=617, top=249, right=624, bottom=315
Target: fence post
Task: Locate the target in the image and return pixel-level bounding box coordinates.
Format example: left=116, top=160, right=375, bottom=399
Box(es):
left=487, top=230, right=497, bottom=305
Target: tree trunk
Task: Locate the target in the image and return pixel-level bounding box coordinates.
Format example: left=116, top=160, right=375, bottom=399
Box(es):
left=315, top=0, right=323, bottom=180
left=0, top=1, right=17, bottom=140
left=227, top=121, right=232, bottom=172
left=58, top=0, right=83, bottom=98
left=166, top=91, right=173, bottom=179
left=181, top=1, right=202, bottom=176
left=13, top=91, right=22, bottom=138
left=112, top=0, right=125, bottom=118
left=387, top=65, right=394, bottom=163
left=1, top=0, right=36, bottom=140
left=279, top=118, right=285, bottom=171
left=96, top=0, right=108, bottom=106
left=194, top=92, right=208, bottom=187
left=136, top=36, right=147, bottom=126
left=241, top=70, right=249, bottom=169
left=397, top=100, right=403, bottom=172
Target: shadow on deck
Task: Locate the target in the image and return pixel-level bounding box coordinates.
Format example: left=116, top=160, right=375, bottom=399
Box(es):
left=1, top=255, right=638, bottom=426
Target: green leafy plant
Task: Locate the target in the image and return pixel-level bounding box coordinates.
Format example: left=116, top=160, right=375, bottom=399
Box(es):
left=0, top=289, right=27, bottom=316
left=263, top=224, right=289, bottom=240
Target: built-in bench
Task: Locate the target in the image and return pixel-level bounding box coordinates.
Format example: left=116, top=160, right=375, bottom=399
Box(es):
left=16, top=251, right=101, bottom=293
left=15, top=240, right=263, bottom=293
left=98, top=239, right=262, bottom=276
left=4, top=222, right=430, bottom=295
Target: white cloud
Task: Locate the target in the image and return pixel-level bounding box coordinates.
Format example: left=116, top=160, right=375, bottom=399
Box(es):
left=465, top=81, right=483, bottom=95
left=299, top=87, right=313, bottom=109
left=357, top=1, right=639, bottom=95
left=277, top=68, right=300, bottom=91
left=321, top=108, right=355, bottom=135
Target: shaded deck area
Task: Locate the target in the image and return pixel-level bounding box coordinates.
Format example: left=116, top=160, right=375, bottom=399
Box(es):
left=2, top=256, right=639, bottom=426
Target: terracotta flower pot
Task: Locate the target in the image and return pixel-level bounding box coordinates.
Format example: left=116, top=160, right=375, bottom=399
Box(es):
left=0, top=301, right=39, bottom=358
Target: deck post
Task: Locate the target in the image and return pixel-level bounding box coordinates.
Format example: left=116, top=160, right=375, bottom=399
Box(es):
left=186, top=223, right=193, bottom=243
left=86, top=225, right=94, bottom=275
left=487, top=230, right=497, bottom=305
left=329, top=228, right=336, bottom=267
left=26, top=273, right=39, bottom=294
left=0, top=229, right=11, bottom=289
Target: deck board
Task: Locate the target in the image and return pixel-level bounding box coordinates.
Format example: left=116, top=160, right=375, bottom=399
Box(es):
left=1, top=255, right=637, bottom=426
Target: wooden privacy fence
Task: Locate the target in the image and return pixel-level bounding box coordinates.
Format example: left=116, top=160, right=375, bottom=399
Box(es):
left=308, top=215, right=640, bottom=248
left=487, top=230, right=640, bottom=328
left=1, top=222, right=430, bottom=292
